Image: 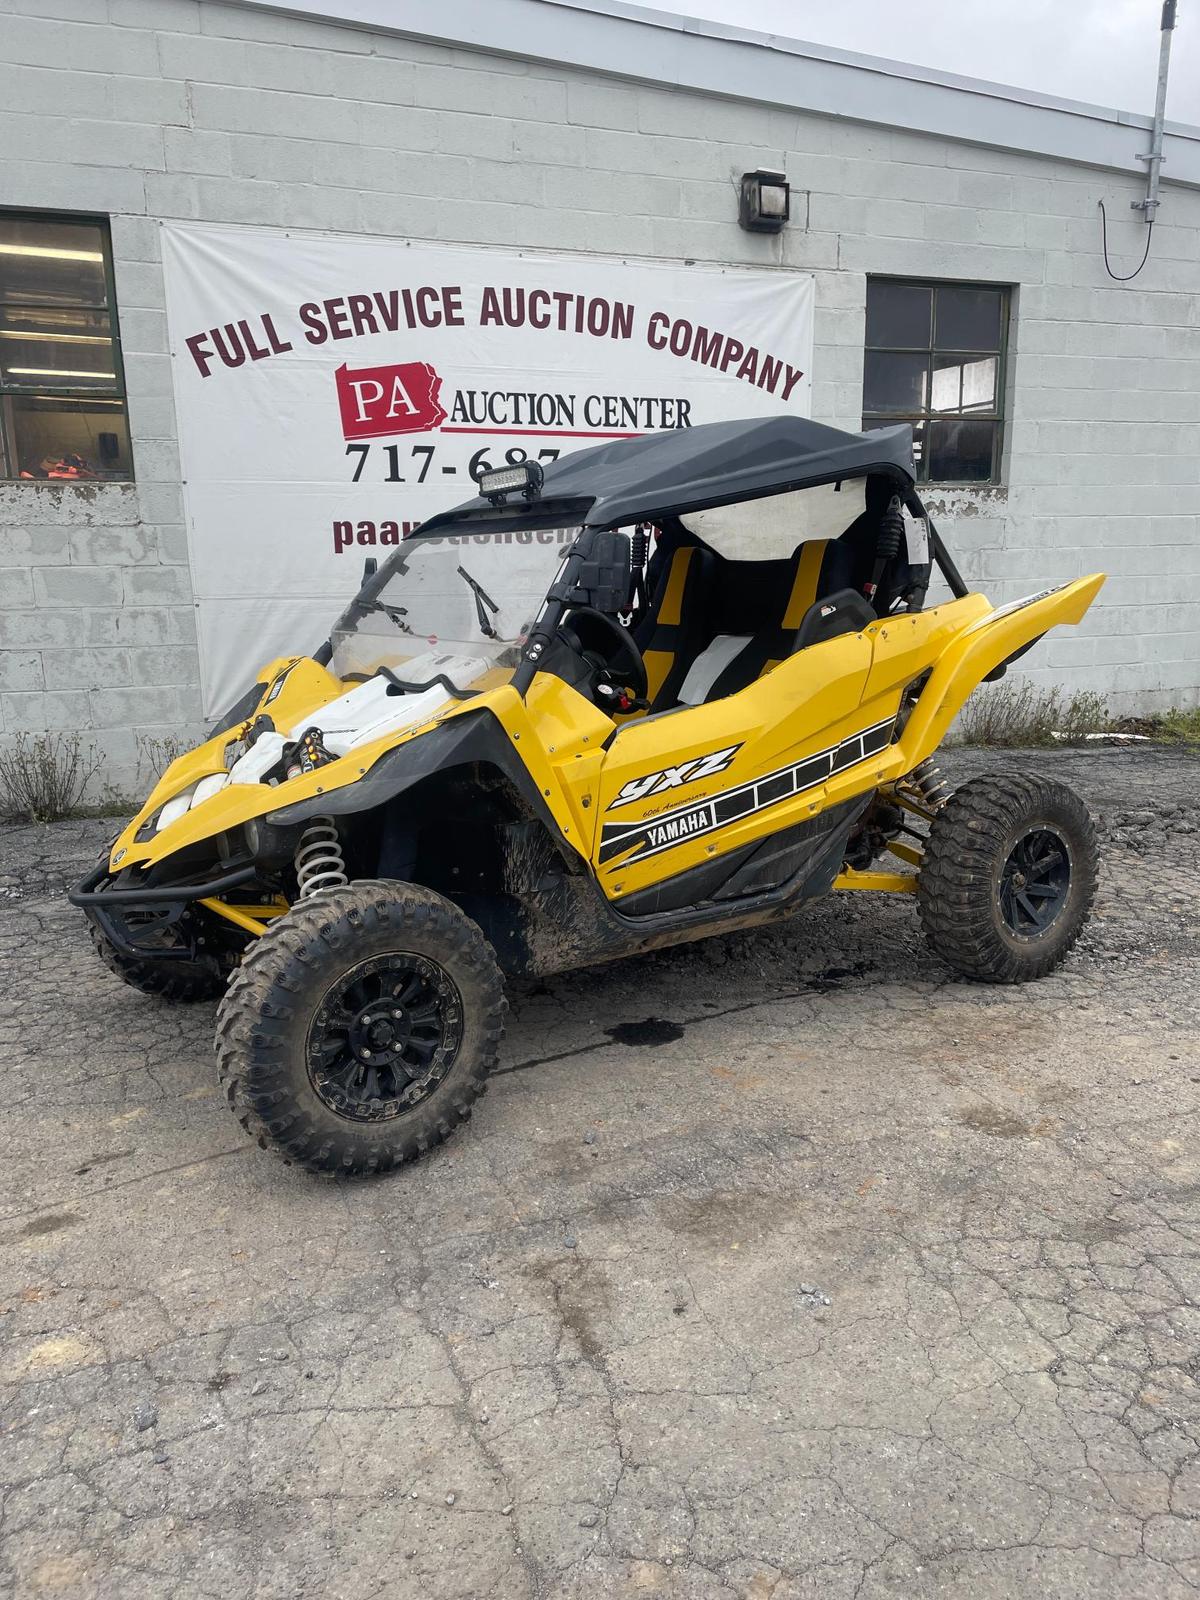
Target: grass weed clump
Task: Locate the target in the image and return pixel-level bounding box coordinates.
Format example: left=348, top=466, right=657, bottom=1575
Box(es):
left=0, top=732, right=101, bottom=823
left=957, top=680, right=1112, bottom=747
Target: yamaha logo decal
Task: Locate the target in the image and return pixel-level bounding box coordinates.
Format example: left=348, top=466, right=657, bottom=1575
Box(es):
left=598, top=716, right=896, bottom=867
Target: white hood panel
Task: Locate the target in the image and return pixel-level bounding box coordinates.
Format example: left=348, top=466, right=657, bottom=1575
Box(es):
left=293, top=654, right=490, bottom=757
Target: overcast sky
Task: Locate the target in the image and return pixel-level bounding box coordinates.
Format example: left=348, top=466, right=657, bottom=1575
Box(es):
left=646, top=0, right=1196, bottom=120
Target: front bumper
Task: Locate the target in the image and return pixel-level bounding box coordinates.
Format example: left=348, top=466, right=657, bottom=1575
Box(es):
left=69, top=859, right=261, bottom=961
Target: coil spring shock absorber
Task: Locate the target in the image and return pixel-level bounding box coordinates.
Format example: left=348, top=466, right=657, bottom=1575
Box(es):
left=627, top=522, right=651, bottom=615
left=294, top=818, right=348, bottom=898
left=908, top=757, right=949, bottom=811
left=864, top=494, right=905, bottom=608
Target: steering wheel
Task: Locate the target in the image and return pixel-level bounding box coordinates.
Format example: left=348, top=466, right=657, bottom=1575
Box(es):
left=558, top=605, right=648, bottom=706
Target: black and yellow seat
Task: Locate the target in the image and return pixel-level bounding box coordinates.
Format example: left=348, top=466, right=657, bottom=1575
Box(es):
left=674, top=537, right=856, bottom=705
left=632, top=531, right=720, bottom=710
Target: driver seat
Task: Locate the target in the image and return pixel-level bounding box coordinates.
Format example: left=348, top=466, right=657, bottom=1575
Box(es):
left=633, top=533, right=719, bottom=711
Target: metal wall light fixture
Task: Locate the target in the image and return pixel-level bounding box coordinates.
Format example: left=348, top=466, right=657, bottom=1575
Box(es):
left=739, top=169, right=790, bottom=232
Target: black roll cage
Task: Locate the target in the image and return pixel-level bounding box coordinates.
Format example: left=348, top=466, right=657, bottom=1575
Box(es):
left=508, top=474, right=967, bottom=696
left=317, top=469, right=969, bottom=698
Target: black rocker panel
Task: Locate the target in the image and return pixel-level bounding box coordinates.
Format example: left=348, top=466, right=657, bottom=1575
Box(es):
left=611, top=796, right=868, bottom=918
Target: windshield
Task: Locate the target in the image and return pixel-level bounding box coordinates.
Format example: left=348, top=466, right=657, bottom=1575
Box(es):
left=329, top=527, right=578, bottom=687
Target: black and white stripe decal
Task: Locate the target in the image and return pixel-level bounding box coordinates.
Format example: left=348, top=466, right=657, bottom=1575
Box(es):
left=598, top=715, right=896, bottom=867
left=987, top=584, right=1065, bottom=620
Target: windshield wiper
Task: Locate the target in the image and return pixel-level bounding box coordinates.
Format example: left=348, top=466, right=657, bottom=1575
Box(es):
left=357, top=598, right=412, bottom=634
left=457, top=565, right=500, bottom=639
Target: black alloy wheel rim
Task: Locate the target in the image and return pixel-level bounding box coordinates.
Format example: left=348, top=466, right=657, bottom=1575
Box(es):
left=998, top=825, right=1072, bottom=938
left=306, top=952, right=463, bottom=1122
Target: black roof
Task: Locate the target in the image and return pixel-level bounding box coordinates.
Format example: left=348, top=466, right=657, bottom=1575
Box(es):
left=417, top=416, right=915, bottom=536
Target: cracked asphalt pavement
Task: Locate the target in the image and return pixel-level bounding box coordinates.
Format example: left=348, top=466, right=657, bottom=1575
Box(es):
left=1, top=745, right=1198, bottom=1599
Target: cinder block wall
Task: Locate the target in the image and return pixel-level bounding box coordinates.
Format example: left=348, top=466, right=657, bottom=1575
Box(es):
left=2, top=0, right=1198, bottom=798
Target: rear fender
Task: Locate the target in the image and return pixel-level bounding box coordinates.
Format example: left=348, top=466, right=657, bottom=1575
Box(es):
left=891, top=574, right=1105, bottom=769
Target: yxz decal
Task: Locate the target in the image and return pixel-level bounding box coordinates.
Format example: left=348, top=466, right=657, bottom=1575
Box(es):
left=607, top=744, right=743, bottom=811
left=599, top=717, right=896, bottom=867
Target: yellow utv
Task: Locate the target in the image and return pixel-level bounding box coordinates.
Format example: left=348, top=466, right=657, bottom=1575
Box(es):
left=71, top=417, right=1105, bottom=1175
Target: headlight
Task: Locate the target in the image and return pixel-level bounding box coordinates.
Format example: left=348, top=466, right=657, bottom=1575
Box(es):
left=135, top=771, right=231, bottom=839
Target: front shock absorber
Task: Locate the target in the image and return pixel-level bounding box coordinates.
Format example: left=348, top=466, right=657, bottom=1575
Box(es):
left=294, top=818, right=348, bottom=898
left=908, top=757, right=949, bottom=811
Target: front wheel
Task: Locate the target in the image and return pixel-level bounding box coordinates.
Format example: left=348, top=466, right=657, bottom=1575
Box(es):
left=917, top=773, right=1097, bottom=983
left=88, top=922, right=227, bottom=1003
left=215, top=881, right=506, bottom=1175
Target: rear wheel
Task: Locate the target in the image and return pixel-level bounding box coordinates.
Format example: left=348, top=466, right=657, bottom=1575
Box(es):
left=215, top=880, right=505, bottom=1175
left=917, top=773, right=1097, bottom=983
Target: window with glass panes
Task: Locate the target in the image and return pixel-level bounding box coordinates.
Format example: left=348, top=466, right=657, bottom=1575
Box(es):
left=0, top=212, right=132, bottom=481
left=862, top=279, right=1008, bottom=484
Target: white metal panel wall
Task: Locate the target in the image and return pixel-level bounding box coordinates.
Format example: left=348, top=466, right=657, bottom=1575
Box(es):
left=1, top=0, right=1198, bottom=794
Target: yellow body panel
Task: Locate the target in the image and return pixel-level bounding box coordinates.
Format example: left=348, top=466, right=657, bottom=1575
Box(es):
left=593, top=630, right=874, bottom=895
left=111, top=574, right=1105, bottom=932
left=110, top=668, right=599, bottom=876
left=111, top=656, right=357, bottom=871
left=472, top=677, right=612, bottom=853
left=584, top=577, right=1104, bottom=900
left=857, top=596, right=989, bottom=724
left=889, top=574, right=1105, bottom=769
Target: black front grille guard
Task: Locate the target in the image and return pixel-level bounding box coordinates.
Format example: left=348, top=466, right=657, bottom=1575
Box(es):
left=69, top=859, right=262, bottom=961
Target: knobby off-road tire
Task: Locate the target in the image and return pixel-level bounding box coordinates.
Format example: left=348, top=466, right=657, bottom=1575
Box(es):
left=215, top=880, right=506, bottom=1176
left=88, top=922, right=226, bottom=1003
left=917, top=773, right=1097, bottom=984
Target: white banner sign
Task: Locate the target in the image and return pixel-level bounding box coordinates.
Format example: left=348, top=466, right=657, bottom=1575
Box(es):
left=160, top=222, right=815, bottom=715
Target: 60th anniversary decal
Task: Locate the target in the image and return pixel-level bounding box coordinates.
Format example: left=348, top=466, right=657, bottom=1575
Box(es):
left=599, top=716, right=896, bottom=868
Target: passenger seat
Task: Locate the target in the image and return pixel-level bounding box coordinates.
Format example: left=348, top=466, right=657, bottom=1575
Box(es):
left=677, top=538, right=854, bottom=705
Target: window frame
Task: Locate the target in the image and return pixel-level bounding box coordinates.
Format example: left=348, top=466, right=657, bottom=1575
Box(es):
left=861, top=275, right=1011, bottom=488
left=0, top=206, right=133, bottom=483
